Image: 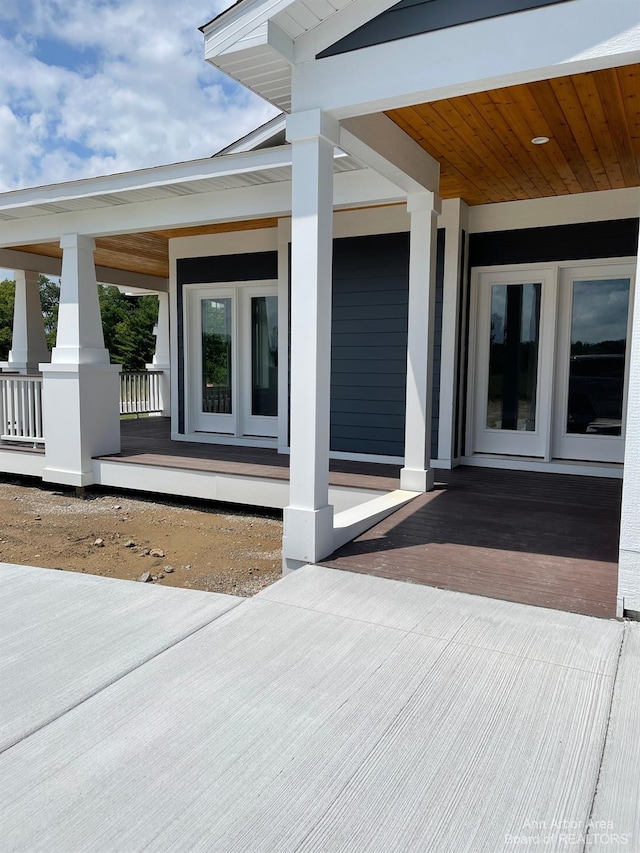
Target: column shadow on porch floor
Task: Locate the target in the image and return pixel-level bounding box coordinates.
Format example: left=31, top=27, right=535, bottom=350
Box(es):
left=322, top=467, right=622, bottom=619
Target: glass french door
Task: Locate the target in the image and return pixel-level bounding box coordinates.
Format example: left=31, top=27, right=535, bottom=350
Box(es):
left=190, top=283, right=278, bottom=437
left=471, top=263, right=634, bottom=465
left=241, top=287, right=279, bottom=437
left=472, top=269, right=555, bottom=457
left=553, top=265, right=633, bottom=463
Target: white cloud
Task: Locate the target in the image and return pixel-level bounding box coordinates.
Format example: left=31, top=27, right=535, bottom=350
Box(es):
left=0, top=0, right=280, bottom=191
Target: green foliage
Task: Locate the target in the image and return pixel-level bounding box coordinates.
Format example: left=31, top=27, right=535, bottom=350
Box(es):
left=39, top=275, right=60, bottom=349
left=97, top=286, right=158, bottom=370
left=0, top=276, right=158, bottom=371
left=0, top=279, right=15, bottom=360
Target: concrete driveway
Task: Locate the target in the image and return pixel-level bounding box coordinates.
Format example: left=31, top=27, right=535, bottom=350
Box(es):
left=0, top=562, right=637, bottom=852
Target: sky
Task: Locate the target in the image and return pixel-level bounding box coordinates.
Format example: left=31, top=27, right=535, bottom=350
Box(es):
left=0, top=0, right=280, bottom=194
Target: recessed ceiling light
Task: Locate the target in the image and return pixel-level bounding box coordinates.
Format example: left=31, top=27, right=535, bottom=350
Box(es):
left=531, top=136, right=550, bottom=145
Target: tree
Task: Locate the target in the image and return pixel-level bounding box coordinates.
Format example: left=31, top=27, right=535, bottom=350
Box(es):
left=0, top=279, right=15, bottom=360
left=0, top=277, right=158, bottom=370
left=97, top=286, right=158, bottom=370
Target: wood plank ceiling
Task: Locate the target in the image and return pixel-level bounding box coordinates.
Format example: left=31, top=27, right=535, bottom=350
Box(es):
left=10, top=218, right=279, bottom=280
left=386, top=65, right=640, bottom=206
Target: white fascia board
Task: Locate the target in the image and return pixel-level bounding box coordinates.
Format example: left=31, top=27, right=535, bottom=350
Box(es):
left=292, top=0, right=640, bottom=115
left=202, top=0, right=297, bottom=58
left=339, top=113, right=439, bottom=195
left=0, top=247, right=168, bottom=290
left=216, top=114, right=286, bottom=155
left=468, top=187, right=640, bottom=234
left=0, top=146, right=293, bottom=214
left=0, top=169, right=402, bottom=247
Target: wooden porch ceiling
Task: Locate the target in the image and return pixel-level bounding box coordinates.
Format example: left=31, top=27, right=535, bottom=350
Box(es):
left=386, top=65, right=640, bottom=206
left=10, top=218, right=279, bottom=280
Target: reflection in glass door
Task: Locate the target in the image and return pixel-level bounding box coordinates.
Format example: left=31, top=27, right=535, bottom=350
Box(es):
left=486, top=283, right=541, bottom=432
left=554, top=268, right=632, bottom=463
left=195, top=291, right=235, bottom=433
left=243, top=291, right=279, bottom=436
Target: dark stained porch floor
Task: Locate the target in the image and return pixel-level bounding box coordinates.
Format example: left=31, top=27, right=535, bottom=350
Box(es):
left=112, top=417, right=401, bottom=492
left=113, top=419, right=621, bottom=619
left=322, top=466, right=621, bottom=619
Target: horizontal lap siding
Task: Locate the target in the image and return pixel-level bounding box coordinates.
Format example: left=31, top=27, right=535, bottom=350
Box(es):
left=330, top=231, right=445, bottom=459
left=319, top=0, right=571, bottom=57
left=331, top=234, right=409, bottom=457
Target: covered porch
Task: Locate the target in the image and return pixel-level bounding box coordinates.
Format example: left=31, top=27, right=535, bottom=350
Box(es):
left=107, top=419, right=621, bottom=619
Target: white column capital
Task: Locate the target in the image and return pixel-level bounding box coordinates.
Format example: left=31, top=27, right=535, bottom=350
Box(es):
left=407, top=191, right=442, bottom=215
left=60, top=233, right=96, bottom=252
left=286, top=109, right=340, bottom=146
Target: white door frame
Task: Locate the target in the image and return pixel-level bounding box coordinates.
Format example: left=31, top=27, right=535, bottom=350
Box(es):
left=467, top=257, right=636, bottom=466
left=239, top=283, right=279, bottom=438
left=468, top=265, right=558, bottom=459
left=553, top=262, right=635, bottom=464
left=185, top=281, right=279, bottom=441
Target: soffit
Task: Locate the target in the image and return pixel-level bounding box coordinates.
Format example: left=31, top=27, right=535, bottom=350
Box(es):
left=386, top=65, right=640, bottom=206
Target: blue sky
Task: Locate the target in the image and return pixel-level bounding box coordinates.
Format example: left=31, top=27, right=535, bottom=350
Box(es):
left=0, top=0, right=279, bottom=194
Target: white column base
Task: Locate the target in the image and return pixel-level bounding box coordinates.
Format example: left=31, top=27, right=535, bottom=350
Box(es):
left=40, top=362, right=122, bottom=487
left=282, top=504, right=334, bottom=571
left=400, top=466, right=435, bottom=492
left=618, top=549, right=640, bottom=614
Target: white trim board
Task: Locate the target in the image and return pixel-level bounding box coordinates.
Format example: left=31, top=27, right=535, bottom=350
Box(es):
left=462, top=455, right=623, bottom=479
left=94, top=458, right=387, bottom=513
left=468, top=188, right=640, bottom=234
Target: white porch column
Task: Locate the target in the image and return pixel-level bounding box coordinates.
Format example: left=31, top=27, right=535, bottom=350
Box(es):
left=400, top=191, right=442, bottom=492
left=146, top=290, right=170, bottom=417
left=437, top=198, right=469, bottom=467
left=618, top=245, right=640, bottom=615
left=282, top=109, right=339, bottom=571
left=2, top=270, right=50, bottom=374
left=41, top=234, right=121, bottom=487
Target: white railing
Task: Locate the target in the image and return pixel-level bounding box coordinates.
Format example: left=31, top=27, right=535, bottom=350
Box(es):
left=0, top=375, right=45, bottom=444
left=120, top=370, right=163, bottom=415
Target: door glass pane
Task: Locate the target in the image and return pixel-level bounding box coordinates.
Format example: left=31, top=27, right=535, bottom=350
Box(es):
left=487, top=283, right=541, bottom=431
left=251, top=295, right=278, bottom=417
left=201, top=298, right=232, bottom=414
left=566, top=279, right=630, bottom=436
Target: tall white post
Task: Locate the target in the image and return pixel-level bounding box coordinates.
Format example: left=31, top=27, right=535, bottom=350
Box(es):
left=41, top=234, right=121, bottom=487
left=282, top=109, right=339, bottom=571
left=400, top=191, right=442, bottom=493
left=618, top=246, right=640, bottom=615
left=2, top=270, right=50, bottom=374
left=437, top=198, right=469, bottom=467
left=146, top=290, right=170, bottom=417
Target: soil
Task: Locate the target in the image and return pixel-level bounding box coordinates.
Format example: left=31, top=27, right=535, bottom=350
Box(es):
left=0, top=477, right=283, bottom=596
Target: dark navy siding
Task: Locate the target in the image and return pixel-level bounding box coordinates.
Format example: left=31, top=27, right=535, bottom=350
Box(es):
left=330, top=230, right=445, bottom=459
left=469, top=219, right=639, bottom=268
left=319, top=0, right=572, bottom=58
left=330, top=233, right=410, bottom=457
left=176, top=252, right=278, bottom=433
